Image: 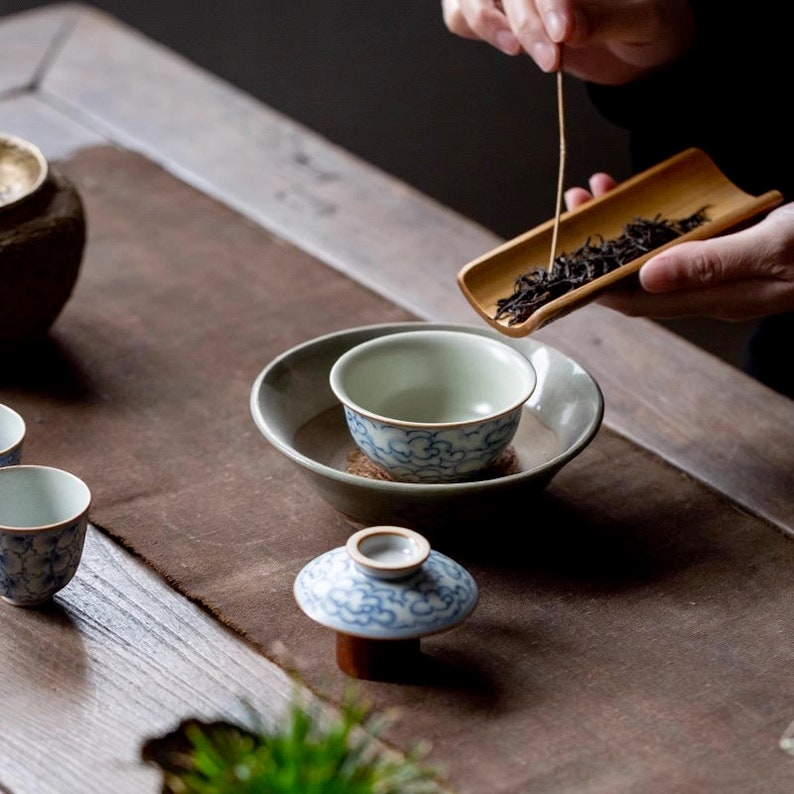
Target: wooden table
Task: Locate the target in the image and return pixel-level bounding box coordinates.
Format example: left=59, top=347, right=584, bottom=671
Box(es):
left=0, top=5, right=792, bottom=793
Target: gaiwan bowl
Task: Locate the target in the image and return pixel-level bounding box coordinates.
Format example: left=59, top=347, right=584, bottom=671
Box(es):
left=250, top=322, right=604, bottom=533
left=329, top=329, right=537, bottom=483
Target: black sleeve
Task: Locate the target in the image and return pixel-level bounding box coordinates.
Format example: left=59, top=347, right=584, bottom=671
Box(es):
left=582, top=2, right=790, bottom=199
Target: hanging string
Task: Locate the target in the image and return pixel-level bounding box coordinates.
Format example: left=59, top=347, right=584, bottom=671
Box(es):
left=548, top=65, right=566, bottom=273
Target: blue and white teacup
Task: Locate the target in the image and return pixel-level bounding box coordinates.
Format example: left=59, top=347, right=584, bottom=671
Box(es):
left=0, top=464, right=91, bottom=607
left=0, top=403, right=25, bottom=467
left=329, top=329, right=537, bottom=483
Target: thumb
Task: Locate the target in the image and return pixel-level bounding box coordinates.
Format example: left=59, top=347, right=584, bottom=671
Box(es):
left=639, top=237, right=738, bottom=292
left=639, top=207, right=793, bottom=293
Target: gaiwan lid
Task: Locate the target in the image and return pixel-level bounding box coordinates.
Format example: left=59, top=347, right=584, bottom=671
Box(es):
left=294, top=526, right=478, bottom=641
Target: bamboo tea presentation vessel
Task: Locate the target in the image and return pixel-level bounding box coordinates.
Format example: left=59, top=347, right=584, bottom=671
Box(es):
left=457, top=148, right=784, bottom=337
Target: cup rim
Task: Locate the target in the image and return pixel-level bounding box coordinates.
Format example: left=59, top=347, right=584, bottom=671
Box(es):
left=346, top=525, right=431, bottom=577
left=0, top=403, right=25, bottom=456
left=328, top=328, right=537, bottom=429
left=0, top=464, right=91, bottom=533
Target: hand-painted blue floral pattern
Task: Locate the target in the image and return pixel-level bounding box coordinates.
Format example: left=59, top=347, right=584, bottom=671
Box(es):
left=0, top=447, right=22, bottom=467
left=295, top=546, right=478, bottom=640
left=0, top=518, right=87, bottom=606
left=343, top=407, right=521, bottom=483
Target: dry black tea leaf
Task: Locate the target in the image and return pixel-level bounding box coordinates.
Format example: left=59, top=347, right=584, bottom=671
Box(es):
left=494, top=208, right=710, bottom=326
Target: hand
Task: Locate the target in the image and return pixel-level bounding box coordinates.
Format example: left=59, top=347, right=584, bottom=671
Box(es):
left=613, top=204, right=794, bottom=321
left=564, top=172, right=618, bottom=208
left=441, top=0, right=695, bottom=84
left=563, top=174, right=794, bottom=321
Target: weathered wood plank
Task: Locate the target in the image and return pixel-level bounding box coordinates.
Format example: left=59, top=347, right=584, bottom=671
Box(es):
left=0, top=92, right=106, bottom=159
left=32, top=5, right=494, bottom=314
left=0, top=6, right=789, bottom=792
left=0, top=3, right=72, bottom=96
left=20, top=2, right=792, bottom=538
left=0, top=526, right=300, bottom=794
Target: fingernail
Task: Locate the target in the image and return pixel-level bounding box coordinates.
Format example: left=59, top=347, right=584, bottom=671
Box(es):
left=495, top=30, right=521, bottom=55
left=544, top=11, right=565, bottom=42
left=530, top=42, right=557, bottom=71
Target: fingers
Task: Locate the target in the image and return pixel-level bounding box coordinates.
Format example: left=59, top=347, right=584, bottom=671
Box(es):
left=588, top=172, right=618, bottom=196
left=441, top=0, right=523, bottom=55
left=601, top=204, right=794, bottom=321
left=501, top=0, right=560, bottom=70
left=640, top=205, right=794, bottom=293
left=564, top=172, right=618, bottom=210
left=638, top=240, right=720, bottom=293
left=441, top=0, right=564, bottom=67
left=534, top=0, right=572, bottom=42
left=443, top=0, right=696, bottom=83
left=598, top=279, right=788, bottom=322
left=564, top=186, right=592, bottom=210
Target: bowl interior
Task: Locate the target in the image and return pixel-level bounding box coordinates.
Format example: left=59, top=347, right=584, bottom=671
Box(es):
left=0, top=134, right=48, bottom=211
left=329, top=329, right=536, bottom=425
left=0, top=465, right=91, bottom=528
left=250, top=322, right=604, bottom=530
left=0, top=404, right=25, bottom=453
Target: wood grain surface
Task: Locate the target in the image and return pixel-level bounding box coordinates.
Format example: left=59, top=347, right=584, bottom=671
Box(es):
left=0, top=527, right=299, bottom=794
left=0, top=5, right=791, bottom=793
left=14, top=3, right=790, bottom=539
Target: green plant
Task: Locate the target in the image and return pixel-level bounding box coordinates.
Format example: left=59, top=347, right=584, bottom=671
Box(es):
left=141, top=688, right=451, bottom=794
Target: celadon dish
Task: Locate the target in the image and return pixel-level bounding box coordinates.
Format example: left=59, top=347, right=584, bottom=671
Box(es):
left=250, top=322, right=604, bottom=532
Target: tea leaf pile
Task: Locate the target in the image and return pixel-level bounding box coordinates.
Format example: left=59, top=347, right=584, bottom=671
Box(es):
left=494, top=208, right=710, bottom=325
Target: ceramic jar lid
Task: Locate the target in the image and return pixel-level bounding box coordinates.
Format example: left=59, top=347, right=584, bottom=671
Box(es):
left=294, top=526, right=478, bottom=641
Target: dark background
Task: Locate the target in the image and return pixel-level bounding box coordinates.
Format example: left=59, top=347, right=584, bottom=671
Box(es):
left=0, top=0, right=630, bottom=239
left=1, top=1, right=752, bottom=365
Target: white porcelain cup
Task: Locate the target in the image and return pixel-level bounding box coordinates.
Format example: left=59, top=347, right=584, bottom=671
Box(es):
left=0, top=403, right=25, bottom=467
left=0, top=464, right=91, bottom=607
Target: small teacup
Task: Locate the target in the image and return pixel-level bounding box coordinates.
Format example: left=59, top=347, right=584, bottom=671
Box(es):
left=0, top=464, right=91, bottom=607
left=0, top=403, right=25, bottom=467
left=329, top=329, right=537, bottom=483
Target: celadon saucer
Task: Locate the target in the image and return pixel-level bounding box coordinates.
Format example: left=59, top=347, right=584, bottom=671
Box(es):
left=250, top=322, right=604, bottom=532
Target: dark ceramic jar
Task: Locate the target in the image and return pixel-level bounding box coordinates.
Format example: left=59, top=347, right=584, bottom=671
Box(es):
left=0, top=137, right=86, bottom=345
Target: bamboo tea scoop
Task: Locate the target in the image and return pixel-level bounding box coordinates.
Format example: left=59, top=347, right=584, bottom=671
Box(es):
left=457, top=147, right=783, bottom=338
